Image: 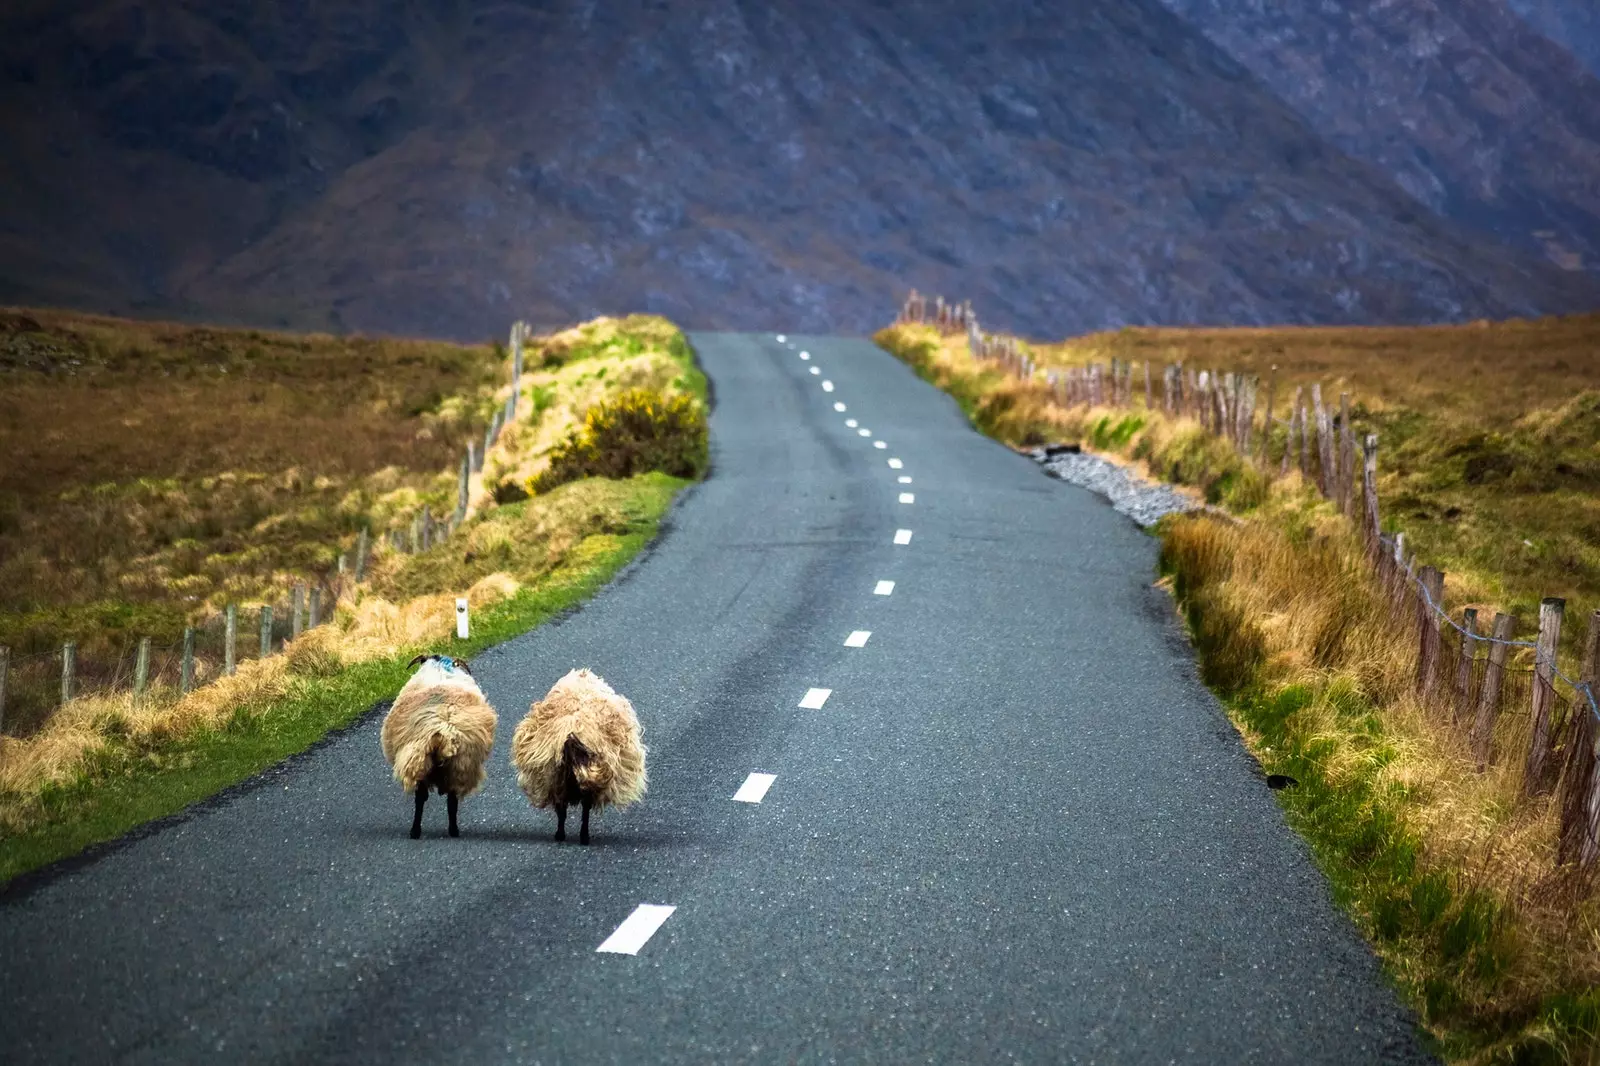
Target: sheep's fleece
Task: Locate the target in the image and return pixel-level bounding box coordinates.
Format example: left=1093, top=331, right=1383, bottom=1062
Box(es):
left=511, top=668, right=647, bottom=810
left=381, top=658, right=498, bottom=796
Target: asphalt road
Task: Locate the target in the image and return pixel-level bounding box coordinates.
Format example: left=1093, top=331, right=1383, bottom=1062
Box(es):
left=0, top=333, right=1434, bottom=1064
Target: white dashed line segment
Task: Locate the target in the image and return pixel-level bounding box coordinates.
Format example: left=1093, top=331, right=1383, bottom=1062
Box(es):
left=888, top=458, right=903, bottom=469
left=799, top=687, right=832, bottom=709
left=873, top=441, right=887, bottom=449
left=809, top=367, right=820, bottom=376
left=899, top=492, right=915, bottom=504
left=834, top=402, right=847, bottom=412
left=858, top=429, right=871, bottom=437
left=822, top=381, right=834, bottom=392
left=732, top=773, right=777, bottom=804
left=597, top=905, right=677, bottom=955
left=776, top=334, right=786, bottom=343
left=898, top=476, right=912, bottom=483
left=846, top=419, right=858, bottom=428
left=874, top=580, right=895, bottom=595
left=894, top=529, right=913, bottom=545
left=844, top=630, right=871, bottom=648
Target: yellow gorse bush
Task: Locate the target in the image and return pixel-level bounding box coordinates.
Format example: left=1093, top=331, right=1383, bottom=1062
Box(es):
left=532, top=388, right=707, bottom=493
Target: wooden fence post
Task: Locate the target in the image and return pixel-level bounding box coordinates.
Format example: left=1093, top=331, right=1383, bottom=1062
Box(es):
left=1416, top=568, right=1445, bottom=702
left=1472, top=612, right=1516, bottom=770
left=1363, top=434, right=1381, bottom=556
left=1454, top=608, right=1478, bottom=722
left=421, top=506, right=433, bottom=551
left=292, top=584, right=306, bottom=639
left=181, top=627, right=196, bottom=693
left=309, top=587, right=322, bottom=629
left=224, top=604, right=238, bottom=677
left=1558, top=610, right=1600, bottom=866
left=259, top=604, right=274, bottom=659
left=1312, top=384, right=1333, bottom=496
left=0, top=646, right=8, bottom=733
left=355, top=528, right=370, bottom=582
left=134, top=636, right=151, bottom=701
left=1298, top=394, right=1310, bottom=476
left=1144, top=361, right=1152, bottom=409
left=61, top=641, right=76, bottom=704
left=1258, top=367, right=1278, bottom=466
left=1339, top=393, right=1356, bottom=516
left=1526, top=597, right=1567, bottom=795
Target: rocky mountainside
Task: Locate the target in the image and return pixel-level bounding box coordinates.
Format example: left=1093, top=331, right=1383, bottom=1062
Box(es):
left=1506, top=0, right=1600, bottom=76
left=1154, top=0, right=1600, bottom=278
left=1, top=0, right=1598, bottom=340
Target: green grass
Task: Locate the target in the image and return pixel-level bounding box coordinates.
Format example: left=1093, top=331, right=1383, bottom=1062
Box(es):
left=0, top=474, right=687, bottom=886
left=877, top=321, right=1600, bottom=1063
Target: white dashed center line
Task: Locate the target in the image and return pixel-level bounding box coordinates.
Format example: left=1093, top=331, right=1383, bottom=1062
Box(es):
left=874, top=580, right=895, bottom=595
left=899, top=492, right=915, bottom=504
left=845, top=419, right=858, bottom=428
left=844, top=630, right=871, bottom=648
left=597, top=905, right=677, bottom=955
left=799, top=687, right=832, bottom=709
left=732, top=773, right=777, bottom=804
left=888, top=458, right=903, bottom=469
left=809, top=367, right=820, bottom=376
left=833, top=402, right=847, bottom=412
left=822, top=381, right=834, bottom=392
left=873, top=441, right=887, bottom=449
left=894, top=529, right=913, bottom=545
left=857, top=428, right=871, bottom=437
left=898, top=476, right=913, bottom=484
left=776, top=334, right=786, bottom=343
left=799, top=352, right=810, bottom=360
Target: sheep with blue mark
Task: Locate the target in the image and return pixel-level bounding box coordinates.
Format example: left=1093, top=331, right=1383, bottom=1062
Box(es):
left=381, top=653, right=498, bottom=839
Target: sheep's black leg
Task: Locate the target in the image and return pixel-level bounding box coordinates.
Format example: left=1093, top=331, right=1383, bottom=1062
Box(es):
left=579, top=797, right=592, bottom=846
left=554, top=802, right=567, bottom=843
left=410, top=783, right=428, bottom=839
left=447, top=791, right=460, bottom=838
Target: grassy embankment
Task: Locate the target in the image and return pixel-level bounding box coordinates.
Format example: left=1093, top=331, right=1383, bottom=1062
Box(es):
left=0, top=311, right=707, bottom=884
left=875, top=316, right=1600, bottom=1064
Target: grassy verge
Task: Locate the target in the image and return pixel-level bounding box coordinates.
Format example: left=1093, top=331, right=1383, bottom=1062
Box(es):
left=875, top=321, right=1599, bottom=1063
left=0, top=479, right=679, bottom=885
left=0, top=311, right=707, bottom=885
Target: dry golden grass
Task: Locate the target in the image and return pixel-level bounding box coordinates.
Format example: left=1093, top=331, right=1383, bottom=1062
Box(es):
left=878, top=317, right=1600, bottom=1060
left=1164, top=510, right=1600, bottom=1060
left=0, top=308, right=702, bottom=737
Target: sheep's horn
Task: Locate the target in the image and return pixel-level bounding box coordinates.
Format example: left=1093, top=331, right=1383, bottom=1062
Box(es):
left=407, top=654, right=430, bottom=668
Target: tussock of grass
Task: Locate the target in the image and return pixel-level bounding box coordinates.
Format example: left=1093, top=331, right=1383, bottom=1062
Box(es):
left=875, top=318, right=1600, bottom=1062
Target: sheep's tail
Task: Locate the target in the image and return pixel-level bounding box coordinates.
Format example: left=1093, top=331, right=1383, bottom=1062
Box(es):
left=563, top=733, right=611, bottom=794
left=394, top=728, right=459, bottom=790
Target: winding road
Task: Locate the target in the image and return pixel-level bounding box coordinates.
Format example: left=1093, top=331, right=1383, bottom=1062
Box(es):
left=0, top=333, right=1433, bottom=1063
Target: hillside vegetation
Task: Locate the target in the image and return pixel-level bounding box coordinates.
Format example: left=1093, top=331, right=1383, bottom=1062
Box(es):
left=0, top=310, right=707, bottom=880
left=876, top=313, right=1600, bottom=1064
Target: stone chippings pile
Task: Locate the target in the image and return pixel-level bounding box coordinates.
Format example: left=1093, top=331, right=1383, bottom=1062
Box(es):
left=1030, top=445, right=1199, bottom=529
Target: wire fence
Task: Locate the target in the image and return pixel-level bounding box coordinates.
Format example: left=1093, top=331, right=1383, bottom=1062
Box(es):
left=897, top=291, right=1600, bottom=875
left=0, top=321, right=535, bottom=740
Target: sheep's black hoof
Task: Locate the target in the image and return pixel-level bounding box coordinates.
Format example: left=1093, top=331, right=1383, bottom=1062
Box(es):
left=410, top=825, right=422, bottom=840
left=554, top=828, right=566, bottom=842
left=448, top=825, right=460, bottom=838
left=579, top=831, right=590, bottom=846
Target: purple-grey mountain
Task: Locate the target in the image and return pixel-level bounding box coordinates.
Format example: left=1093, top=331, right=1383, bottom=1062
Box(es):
left=1, top=0, right=1597, bottom=341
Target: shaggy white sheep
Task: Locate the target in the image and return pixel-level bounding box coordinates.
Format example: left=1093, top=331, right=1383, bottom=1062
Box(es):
left=511, top=668, right=647, bottom=844
left=381, top=654, right=498, bottom=839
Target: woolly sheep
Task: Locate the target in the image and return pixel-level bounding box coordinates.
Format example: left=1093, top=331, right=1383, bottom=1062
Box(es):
left=510, top=668, right=647, bottom=844
left=381, top=654, right=498, bottom=839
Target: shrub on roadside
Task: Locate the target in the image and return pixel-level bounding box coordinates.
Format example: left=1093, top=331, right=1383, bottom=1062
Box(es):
left=532, top=389, right=707, bottom=493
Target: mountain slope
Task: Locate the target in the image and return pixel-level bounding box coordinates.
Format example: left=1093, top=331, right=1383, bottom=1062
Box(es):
left=1154, top=0, right=1600, bottom=277
left=3, top=0, right=1598, bottom=339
